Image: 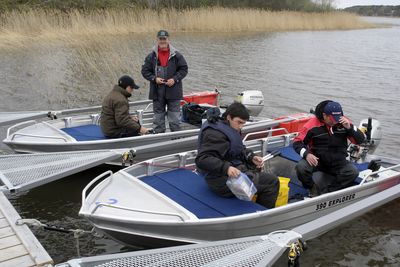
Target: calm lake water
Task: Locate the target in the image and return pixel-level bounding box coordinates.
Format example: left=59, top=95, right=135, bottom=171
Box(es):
left=0, top=17, right=399, bottom=266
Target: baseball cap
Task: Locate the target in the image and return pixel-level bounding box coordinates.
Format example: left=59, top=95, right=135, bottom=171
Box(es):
left=118, top=75, right=140, bottom=90
left=157, top=30, right=169, bottom=38
left=324, top=101, right=343, bottom=123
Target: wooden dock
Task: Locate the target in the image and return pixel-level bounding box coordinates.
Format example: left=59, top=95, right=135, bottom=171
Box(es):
left=0, top=192, right=53, bottom=267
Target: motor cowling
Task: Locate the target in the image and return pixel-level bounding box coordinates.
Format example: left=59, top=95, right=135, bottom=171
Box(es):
left=359, top=118, right=382, bottom=154
left=349, top=118, right=382, bottom=161
left=235, top=90, right=264, bottom=117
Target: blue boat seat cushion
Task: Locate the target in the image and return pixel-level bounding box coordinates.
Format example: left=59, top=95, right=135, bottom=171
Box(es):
left=61, top=125, right=107, bottom=141
left=141, top=169, right=267, bottom=219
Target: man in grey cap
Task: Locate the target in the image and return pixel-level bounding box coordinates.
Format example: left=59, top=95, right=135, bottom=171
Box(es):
left=100, top=75, right=149, bottom=138
left=141, top=30, right=188, bottom=133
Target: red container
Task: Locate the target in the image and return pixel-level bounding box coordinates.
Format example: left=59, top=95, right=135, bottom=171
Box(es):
left=272, top=113, right=313, bottom=136
left=182, top=91, right=219, bottom=106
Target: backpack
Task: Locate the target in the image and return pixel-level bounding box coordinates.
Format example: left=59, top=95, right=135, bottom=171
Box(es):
left=182, top=103, right=214, bottom=126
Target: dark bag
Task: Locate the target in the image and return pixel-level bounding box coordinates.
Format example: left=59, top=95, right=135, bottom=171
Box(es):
left=182, top=103, right=213, bottom=126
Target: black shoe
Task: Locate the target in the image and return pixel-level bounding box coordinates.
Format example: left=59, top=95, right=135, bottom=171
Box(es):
left=309, top=184, right=320, bottom=198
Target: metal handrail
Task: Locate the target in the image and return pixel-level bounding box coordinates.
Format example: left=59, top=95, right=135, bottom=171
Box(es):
left=6, top=120, right=37, bottom=138
left=359, top=163, right=400, bottom=185
left=82, top=171, right=113, bottom=204
left=143, top=103, right=153, bottom=112
left=90, top=203, right=186, bottom=222
left=10, top=133, right=69, bottom=142
left=242, top=128, right=289, bottom=142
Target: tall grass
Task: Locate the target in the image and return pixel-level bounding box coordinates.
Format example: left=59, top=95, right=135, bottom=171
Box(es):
left=0, top=8, right=371, bottom=49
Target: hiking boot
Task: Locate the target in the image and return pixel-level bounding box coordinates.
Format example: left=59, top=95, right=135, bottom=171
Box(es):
left=309, top=184, right=320, bottom=198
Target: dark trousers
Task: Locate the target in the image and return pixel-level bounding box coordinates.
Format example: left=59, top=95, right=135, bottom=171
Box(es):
left=107, top=127, right=139, bottom=139
left=153, top=86, right=181, bottom=133
left=295, top=159, right=359, bottom=193
left=206, top=169, right=280, bottom=209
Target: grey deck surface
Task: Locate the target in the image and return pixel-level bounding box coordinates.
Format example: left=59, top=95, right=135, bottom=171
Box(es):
left=0, top=192, right=53, bottom=267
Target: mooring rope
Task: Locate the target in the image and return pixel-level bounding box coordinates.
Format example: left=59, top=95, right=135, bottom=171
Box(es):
left=16, top=218, right=101, bottom=257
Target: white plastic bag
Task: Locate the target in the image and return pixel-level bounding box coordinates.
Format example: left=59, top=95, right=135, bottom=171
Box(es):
left=226, top=172, right=257, bottom=201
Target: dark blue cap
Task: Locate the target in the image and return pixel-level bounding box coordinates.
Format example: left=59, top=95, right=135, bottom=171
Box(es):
left=118, top=75, right=140, bottom=90
left=324, top=101, right=343, bottom=123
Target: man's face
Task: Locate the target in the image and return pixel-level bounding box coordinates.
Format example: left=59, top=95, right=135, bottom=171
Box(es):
left=322, top=113, right=336, bottom=126
left=227, top=115, right=247, bottom=131
left=157, top=37, right=169, bottom=50
left=126, top=86, right=134, bottom=94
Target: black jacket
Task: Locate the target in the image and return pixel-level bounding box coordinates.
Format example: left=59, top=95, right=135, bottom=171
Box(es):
left=141, top=45, right=188, bottom=100
left=293, top=116, right=365, bottom=168
left=196, top=122, right=255, bottom=190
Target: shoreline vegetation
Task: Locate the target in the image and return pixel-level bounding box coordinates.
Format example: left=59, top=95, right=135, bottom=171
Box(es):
left=0, top=8, right=372, bottom=49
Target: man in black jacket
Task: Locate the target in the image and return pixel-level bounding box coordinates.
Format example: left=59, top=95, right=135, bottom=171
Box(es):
left=195, top=103, right=279, bottom=209
left=293, top=101, right=365, bottom=196
left=141, top=30, right=188, bottom=133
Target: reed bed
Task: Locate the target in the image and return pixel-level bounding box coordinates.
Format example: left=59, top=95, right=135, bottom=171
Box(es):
left=0, top=8, right=372, bottom=48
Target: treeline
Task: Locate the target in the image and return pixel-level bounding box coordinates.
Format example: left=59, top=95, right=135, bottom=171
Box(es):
left=0, top=0, right=334, bottom=12
left=345, top=5, right=400, bottom=17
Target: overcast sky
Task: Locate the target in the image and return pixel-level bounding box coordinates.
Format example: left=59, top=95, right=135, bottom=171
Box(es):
left=335, top=0, right=400, bottom=8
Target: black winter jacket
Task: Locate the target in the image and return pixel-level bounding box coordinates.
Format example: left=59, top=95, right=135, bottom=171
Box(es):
left=195, top=122, right=255, bottom=190
left=293, top=116, right=365, bottom=168
left=141, top=45, right=188, bottom=100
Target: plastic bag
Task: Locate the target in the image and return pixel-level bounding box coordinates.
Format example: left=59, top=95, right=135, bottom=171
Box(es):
left=226, top=172, right=257, bottom=201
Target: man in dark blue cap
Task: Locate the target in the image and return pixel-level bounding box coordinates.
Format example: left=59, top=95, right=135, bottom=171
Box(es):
left=293, top=100, right=365, bottom=196
left=100, top=75, right=149, bottom=138
left=141, top=30, right=188, bottom=133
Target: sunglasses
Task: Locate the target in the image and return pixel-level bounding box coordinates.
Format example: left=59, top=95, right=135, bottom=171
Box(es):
left=158, top=37, right=168, bottom=40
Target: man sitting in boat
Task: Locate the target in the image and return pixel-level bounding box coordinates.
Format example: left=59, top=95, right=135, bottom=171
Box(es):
left=195, top=103, right=280, bottom=209
left=100, top=75, right=149, bottom=138
left=293, top=101, right=365, bottom=196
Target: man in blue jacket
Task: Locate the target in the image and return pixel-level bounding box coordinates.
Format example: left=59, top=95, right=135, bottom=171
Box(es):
left=141, top=30, right=188, bottom=133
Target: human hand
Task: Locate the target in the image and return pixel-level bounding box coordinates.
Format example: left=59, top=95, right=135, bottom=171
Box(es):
left=306, top=153, right=319, bottom=167
left=156, top=77, right=165, bottom=85
left=227, top=166, right=241, bottom=178
left=165, top=78, right=175, bottom=87
left=252, top=156, right=264, bottom=169
left=139, top=126, right=149, bottom=135
left=339, top=116, right=351, bottom=129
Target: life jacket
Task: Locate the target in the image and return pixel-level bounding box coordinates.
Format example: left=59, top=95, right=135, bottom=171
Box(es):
left=198, top=120, right=245, bottom=166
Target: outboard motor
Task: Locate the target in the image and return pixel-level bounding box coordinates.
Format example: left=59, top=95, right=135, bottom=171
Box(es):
left=348, top=117, right=382, bottom=161
left=235, top=90, right=264, bottom=116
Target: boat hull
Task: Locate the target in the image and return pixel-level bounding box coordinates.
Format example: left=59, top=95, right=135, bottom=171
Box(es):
left=86, top=174, right=400, bottom=248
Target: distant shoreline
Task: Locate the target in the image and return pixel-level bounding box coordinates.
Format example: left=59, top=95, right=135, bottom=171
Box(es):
left=0, top=8, right=374, bottom=49
left=344, top=5, right=400, bottom=17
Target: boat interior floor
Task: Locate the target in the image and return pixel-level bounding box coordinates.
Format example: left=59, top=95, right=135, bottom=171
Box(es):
left=60, top=122, right=199, bottom=141
left=140, top=146, right=370, bottom=219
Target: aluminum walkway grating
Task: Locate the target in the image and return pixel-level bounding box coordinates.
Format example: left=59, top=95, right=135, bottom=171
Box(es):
left=0, top=151, right=122, bottom=193
left=58, top=231, right=301, bottom=267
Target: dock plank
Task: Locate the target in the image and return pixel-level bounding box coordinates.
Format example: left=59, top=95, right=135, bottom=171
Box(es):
left=0, top=254, right=35, bottom=267
left=0, top=235, right=21, bottom=250
left=0, top=244, right=28, bottom=262
left=0, top=226, right=14, bottom=239
left=0, top=218, right=8, bottom=228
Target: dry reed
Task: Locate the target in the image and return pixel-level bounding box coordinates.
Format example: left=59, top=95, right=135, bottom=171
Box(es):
left=0, top=8, right=372, bottom=49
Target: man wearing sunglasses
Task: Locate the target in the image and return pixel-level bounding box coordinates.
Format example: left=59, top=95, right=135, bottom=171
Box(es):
left=141, top=30, right=188, bottom=133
